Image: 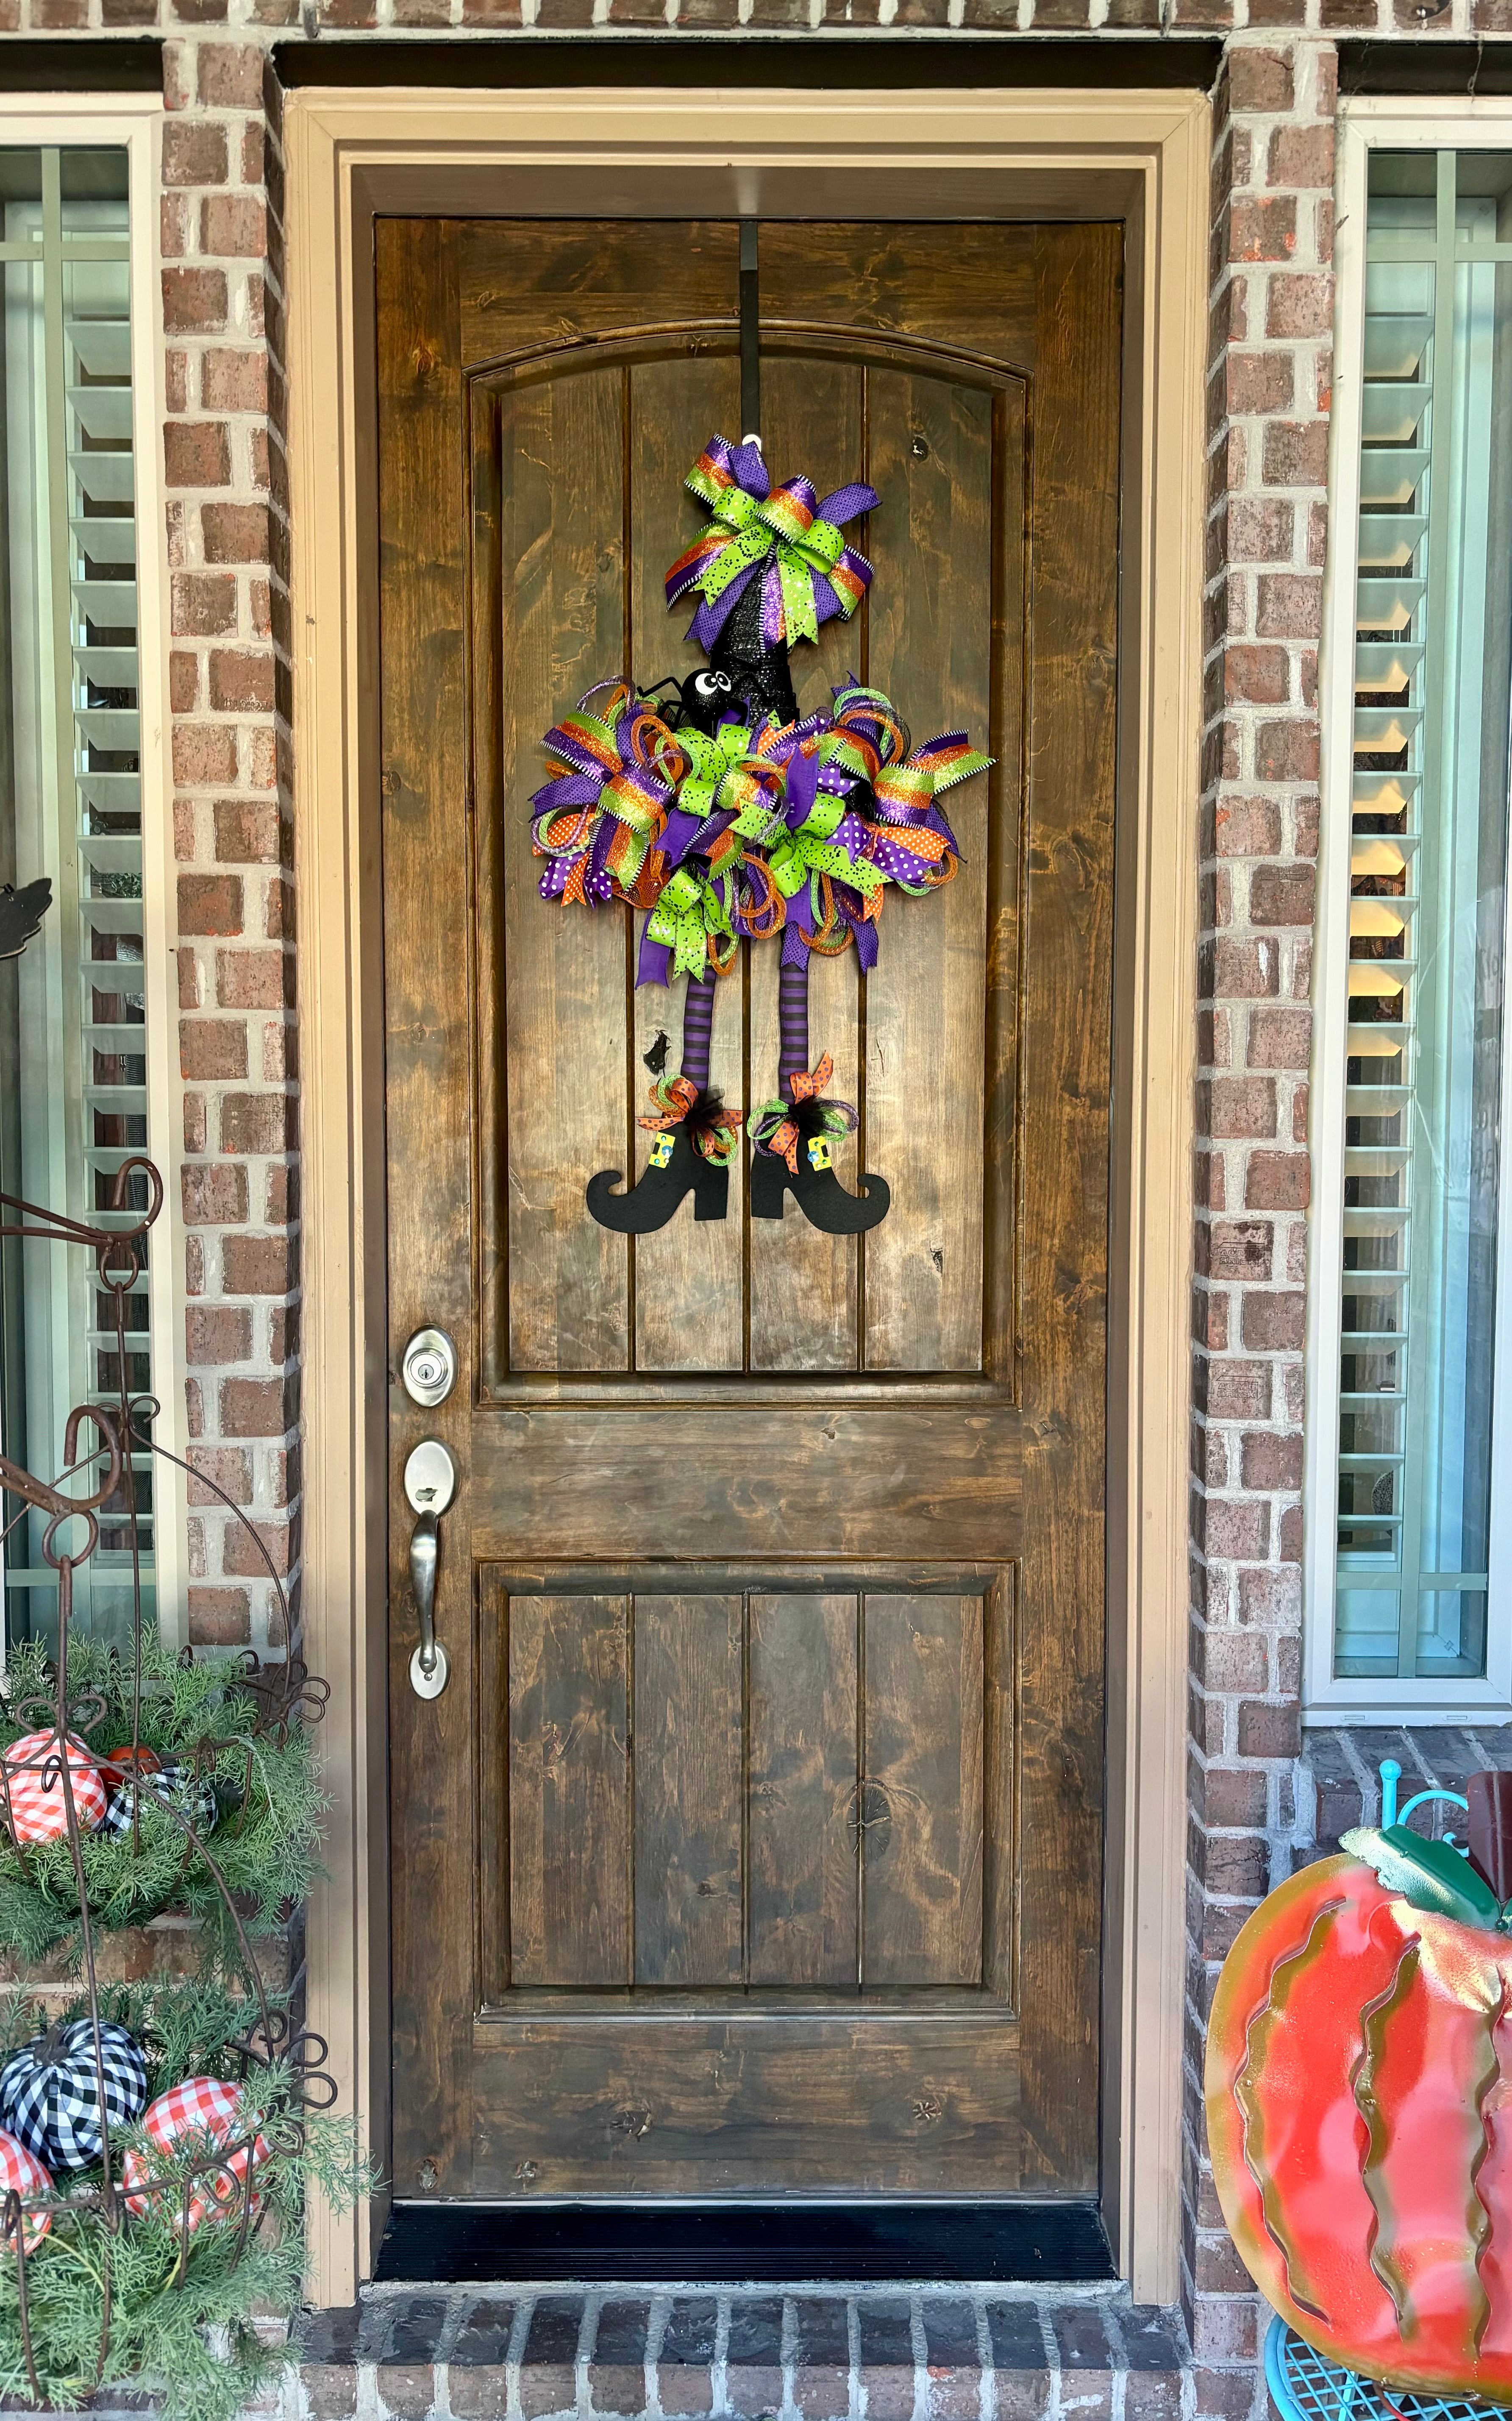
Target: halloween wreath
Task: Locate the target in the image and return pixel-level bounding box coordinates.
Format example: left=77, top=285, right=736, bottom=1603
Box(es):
left=528, top=331, right=991, bottom=1240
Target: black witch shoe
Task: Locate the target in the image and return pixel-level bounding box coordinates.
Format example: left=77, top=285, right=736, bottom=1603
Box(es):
left=749, top=1074, right=890, bottom=1235
left=586, top=1082, right=740, bottom=1233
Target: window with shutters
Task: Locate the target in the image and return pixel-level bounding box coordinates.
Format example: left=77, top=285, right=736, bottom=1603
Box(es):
left=0, top=134, right=178, bottom=1654
left=1310, top=120, right=1512, bottom=1716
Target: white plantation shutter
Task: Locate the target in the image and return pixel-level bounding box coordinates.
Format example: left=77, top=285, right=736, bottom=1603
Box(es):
left=1331, top=152, right=1512, bottom=1686
left=0, top=151, right=154, bottom=1641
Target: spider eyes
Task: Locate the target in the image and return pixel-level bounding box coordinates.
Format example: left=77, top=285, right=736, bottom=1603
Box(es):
left=694, top=672, right=731, bottom=700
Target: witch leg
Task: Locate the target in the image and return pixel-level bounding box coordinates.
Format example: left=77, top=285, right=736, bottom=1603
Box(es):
left=586, top=971, right=729, bottom=1233
left=750, top=952, right=890, bottom=1232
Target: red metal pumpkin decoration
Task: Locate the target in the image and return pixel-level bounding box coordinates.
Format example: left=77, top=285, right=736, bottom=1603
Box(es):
left=1206, top=1770, right=1512, bottom=2399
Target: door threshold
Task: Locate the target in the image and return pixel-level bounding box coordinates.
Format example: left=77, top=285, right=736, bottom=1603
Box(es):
left=373, top=2200, right=1115, bottom=2285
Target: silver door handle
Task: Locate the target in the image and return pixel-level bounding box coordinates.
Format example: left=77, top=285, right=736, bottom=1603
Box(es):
left=404, top=1438, right=457, bottom=1702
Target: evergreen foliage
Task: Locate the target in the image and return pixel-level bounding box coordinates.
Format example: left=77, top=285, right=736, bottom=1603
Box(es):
left=0, top=1637, right=326, bottom=1966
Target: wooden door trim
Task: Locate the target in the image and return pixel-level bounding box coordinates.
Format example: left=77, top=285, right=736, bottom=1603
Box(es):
left=466, top=320, right=1029, bottom=392
left=286, top=86, right=1206, bottom=2307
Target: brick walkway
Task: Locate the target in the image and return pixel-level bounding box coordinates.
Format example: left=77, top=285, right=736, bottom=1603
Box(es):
left=293, top=2289, right=1190, bottom=2421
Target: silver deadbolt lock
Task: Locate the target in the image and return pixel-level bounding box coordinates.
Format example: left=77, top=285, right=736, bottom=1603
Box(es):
left=401, top=1327, right=457, bottom=1408
left=404, top=1438, right=457, bottom=1702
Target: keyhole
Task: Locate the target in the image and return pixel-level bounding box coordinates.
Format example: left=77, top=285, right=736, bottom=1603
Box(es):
left=910, top=434, right=929, bottom=459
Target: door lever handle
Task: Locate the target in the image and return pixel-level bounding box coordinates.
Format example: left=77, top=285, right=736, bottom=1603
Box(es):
left=403, top=1438, right=457, bottom=1702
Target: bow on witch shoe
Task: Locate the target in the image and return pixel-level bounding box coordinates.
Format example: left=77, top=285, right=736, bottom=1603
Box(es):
left=587, top=1076, right=745, bottom=1235
left=749, top=1055, right=890, bottom=1235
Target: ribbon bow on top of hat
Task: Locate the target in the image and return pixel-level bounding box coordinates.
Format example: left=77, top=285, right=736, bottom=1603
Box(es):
left=665, top=436, right=878, bottom=653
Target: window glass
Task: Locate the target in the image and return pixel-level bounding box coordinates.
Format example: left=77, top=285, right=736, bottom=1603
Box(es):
left=1334, top=150, right=1512, bottom=1681
left=0, top=145, right=151, bottom=1650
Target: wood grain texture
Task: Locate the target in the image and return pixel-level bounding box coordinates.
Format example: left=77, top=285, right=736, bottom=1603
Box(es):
left=862, top=1596, right=984, bottom=1988
left=747, top=1595, right=859, bottom=1989
left=508, top=1595, right=631, bottom=1987
left=470, top=2012, right=1021, bottom=2196
left=378, top=219, right=478, bottom=2190
left=632, top=1596, right=744, bottom=1987
left=1010, top=223, right=1121, bottom=2190
left=461, top=220, right=738, bottom=367
left=629, top=352, right=745, bottom=1373
left=499, top=367, right=631, bottom=1372
left=864, top=371, right=995, bottom=1373
left=469, top=1405, right=1020, bottom=1564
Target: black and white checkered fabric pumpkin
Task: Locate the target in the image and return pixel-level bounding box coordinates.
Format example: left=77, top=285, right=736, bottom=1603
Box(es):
left=0, top=2021, right=148, bottom=2172
left=100, top=1763, right=220, bottom=1841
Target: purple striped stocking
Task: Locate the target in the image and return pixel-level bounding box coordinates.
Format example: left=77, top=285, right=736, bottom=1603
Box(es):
left=680, top=971, right=715, bottom=1092
left=778, top=958, right=810, bottom=1103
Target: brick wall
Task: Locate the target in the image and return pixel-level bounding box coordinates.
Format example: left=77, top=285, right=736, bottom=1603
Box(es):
left=1, top=0, right=1500, bottom=2399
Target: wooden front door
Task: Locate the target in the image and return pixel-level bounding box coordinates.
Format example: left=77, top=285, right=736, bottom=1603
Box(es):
left=378, top=217, right=1120, bottom=2203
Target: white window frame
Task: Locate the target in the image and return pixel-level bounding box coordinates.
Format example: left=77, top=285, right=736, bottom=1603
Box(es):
left=1307, top=95, right=1512, bottom=1723
left=0, top=96, right=185, bottom=1653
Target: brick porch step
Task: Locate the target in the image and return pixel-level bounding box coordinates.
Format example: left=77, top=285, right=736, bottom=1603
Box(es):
left=295, top=2287, right=1190, bottom=2421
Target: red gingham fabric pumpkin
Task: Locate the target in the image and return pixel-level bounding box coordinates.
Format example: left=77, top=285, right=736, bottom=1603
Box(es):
left=1, top=1731, right=107, bottom=1847
left=0, top=2128, right=52, bottom=2254
left=123, top=2077, right=269, bottom=2238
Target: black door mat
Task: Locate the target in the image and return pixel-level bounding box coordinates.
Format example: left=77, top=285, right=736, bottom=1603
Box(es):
left=374, top=2200, right=1115, bottom=2285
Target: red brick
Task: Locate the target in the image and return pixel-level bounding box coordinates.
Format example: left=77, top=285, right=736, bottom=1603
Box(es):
left=181, top=1163, right=249, bottom=1226
left=183, top=1090, right=206, bottom=1154
left=1246, top=1007, right=1310, bottom=1069
left=1208, top=1077, right=1277, bottom=1140
left=196, top=42, right=264, bottom=107
left=201, top=194, right=267, bottom=258
left=1227, top=197, right=1296, bottom=264
left=1240, top=1430, right=1304, bottom=1490
left=188, top=1587, right=251, bottom=1647
left=1254, top=721, right=1319, bottom=784
left=161, top=267, right=228, bottom=337
left=170, top=651, right=199, bottom=713
left=178, top=874, right=244, bottom=937
left=202, top=503, right=273, bottom=567
left=222, top=1517, right=296, bottom=1579
left=1240, top=1290, right=1306, bottom=1352
left=1209, top=939, right=1279, bottom=1000
left=164, top=421, right=232, bottom=488
left=1201, top=1768, right=1268, bottom=1828
left=180, top=1016, right=249, bottom=1081
left=1227, top=46, right=1294, bottom=109
left=186, top=1447, right=253, bottom=1508
left=220, top=1092, right=295, bottom=1155
left=1256, top=573, right=1321, bottom=640
left=1205, top=1220, right=1273, bottom=1281
left=1226, top=352, right=1292, bottom=416
left=1225, top=646, right=1290, bottom=707
left=221, top=1376, right=296, bottom=1438
left=1202, top=1498, right=1270, bottom=1561
left=208, top=650, right=275, bottom=712
left=160, top=193, right=191, bottom=260
left=172, top=571, right=237, bottom=637
left=1245, top=1149, right=1309, bottom=1209
left=217, top=949, right=293, bottom=1010
left=1203, top=1361, right=1271, bottom=1420
left=1265, top=275, right=1334, bottom=343
left=1250, top=865, right=1315, bottom=924
left=173, top=724, right=239, bottom=788
left=1214, top=795, right=1282, bottom=858
left=1237, top=1700, right=1301, bottom=1759
left=1225, top=497, right=1293, bottom=564
left=200, top=350, right=269, bottom=414
left=1262, top=421, right=1329, bottom=488
left=186, top=1305, right=252, bottom=1365
left=1268, top=124, right=1334, bottom=189
left=214, top=800, right=281, bottom=863
left=222, top=1235, right=294, bottom=1295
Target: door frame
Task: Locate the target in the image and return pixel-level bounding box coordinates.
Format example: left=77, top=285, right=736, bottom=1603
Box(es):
left=283, top=84, right=1208, bottom=2309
